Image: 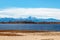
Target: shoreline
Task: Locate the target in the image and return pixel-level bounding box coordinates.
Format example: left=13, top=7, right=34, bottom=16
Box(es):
left=0, top=22, right=60, bottom=24
left=0, top=30, right=59, bottom=32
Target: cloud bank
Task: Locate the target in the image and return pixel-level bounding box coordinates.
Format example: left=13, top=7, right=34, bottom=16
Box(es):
left=0, top=8, right=60, bottom=19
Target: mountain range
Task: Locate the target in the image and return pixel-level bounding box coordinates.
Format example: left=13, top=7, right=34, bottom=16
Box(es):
left=0, top=16, right=60, bottom=22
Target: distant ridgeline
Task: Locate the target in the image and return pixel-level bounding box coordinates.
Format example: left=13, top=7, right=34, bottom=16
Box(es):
left=0, top=16, right=60, bottom=24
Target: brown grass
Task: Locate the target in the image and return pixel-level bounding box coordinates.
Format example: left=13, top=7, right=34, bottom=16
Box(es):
left=0, top=30, right=59, bottom=36
left=0, top=33, right=23, bottom=36
left=0, top=30, right=49, bottom=33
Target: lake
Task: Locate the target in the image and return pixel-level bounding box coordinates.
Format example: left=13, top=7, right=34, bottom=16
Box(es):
left=0, top=24, right=60, bottom=31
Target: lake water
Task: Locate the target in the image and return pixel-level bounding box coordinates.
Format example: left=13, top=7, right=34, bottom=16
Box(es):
left=0, top=24, right=60, bottom=31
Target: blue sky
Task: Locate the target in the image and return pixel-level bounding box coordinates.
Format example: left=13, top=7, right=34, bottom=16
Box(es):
left=0, top=0, right=60, bottom=8
left=0, top=0, right=60, bottom=19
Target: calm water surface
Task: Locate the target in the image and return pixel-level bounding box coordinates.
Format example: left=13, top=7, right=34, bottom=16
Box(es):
left=0, top=24, right=60, bottom=31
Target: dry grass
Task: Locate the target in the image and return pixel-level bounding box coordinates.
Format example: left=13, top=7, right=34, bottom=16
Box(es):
left=0, top=30, right=60, bottom=40
left=0, top=30, right=48, bottom=36
left=0, top=30, right=59, bottom=36
left=0, top=33, right=23, bottom=36
left=0, top=30, right=49, bottom=33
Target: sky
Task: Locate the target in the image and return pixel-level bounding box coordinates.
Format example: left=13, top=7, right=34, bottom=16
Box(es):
left=0, top=0, right=60, bottom=19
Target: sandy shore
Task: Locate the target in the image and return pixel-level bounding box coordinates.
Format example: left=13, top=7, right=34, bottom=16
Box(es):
left=0, top=30, right=60, bottom=40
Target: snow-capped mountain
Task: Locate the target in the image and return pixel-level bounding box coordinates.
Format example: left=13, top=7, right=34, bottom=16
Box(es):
left=0, top=16, right=60, bottom=22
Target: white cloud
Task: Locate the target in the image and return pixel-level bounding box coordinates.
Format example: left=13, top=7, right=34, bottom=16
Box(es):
left=0, top=8, right=60, bottom=19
